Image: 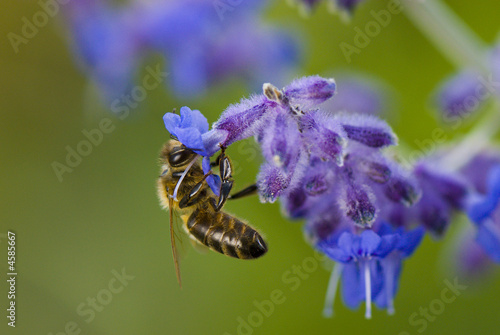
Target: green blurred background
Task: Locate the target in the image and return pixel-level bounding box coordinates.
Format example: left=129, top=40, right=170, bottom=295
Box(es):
left=1, top=0, right=500, bottom=334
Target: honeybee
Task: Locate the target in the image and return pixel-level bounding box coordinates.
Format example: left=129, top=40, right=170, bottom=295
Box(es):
left=157, top=140, right=268, bottom=286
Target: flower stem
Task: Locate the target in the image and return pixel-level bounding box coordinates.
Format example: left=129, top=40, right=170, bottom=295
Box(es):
left=440, top=102, right=500, bottom=171
left=401, top=0, right=488, bottom=73
left=402, top=0, right=500, bottom=168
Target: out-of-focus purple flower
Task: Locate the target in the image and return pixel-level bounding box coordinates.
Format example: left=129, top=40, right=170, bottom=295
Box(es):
left=434, top=70, right=484, bottom=119
left=323, top=76, right=387, bottom=116
left=64, top=0, right=299, bottom=104
left=455, top=227, right=495, bottom=279
left=434, top=39, right=500, bottom=122
left=412, top=162, right=468, bottom=236
left=463, top=161, right=500, bottom=262
left=467, top=165, right=500, bottom=224
left=63, top=0, right=141, bottom=103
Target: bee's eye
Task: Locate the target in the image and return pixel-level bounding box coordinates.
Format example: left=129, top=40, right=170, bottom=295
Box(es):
left=169, top=148, right=195, bottom=167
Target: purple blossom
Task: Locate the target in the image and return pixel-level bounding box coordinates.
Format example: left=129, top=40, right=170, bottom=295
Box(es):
left=63, top=0, right=141, bottom=103
left=455, top=228, right=495, bottom=279
left=463, top=160, right=500, bottom=262
left=63, top=0, right=299, bottom=104
left=434, top=70, right=484, bottom=119
left=323, top=76, right=387, bottom=116
left=169, top=75, right=427, bottom=317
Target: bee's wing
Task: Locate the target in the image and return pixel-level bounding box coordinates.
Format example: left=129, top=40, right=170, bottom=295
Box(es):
left=189, top=237, right=210, bottom=254
left=169, top=196, right=183, bottom=288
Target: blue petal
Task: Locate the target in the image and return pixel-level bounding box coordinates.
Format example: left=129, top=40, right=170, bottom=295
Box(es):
left=338, top=232, right=356, bottom=256
left=175, top=127, right=204, bottom=154
left=468, top=196, right=498, bottom=224
left=321, top=245, right=353, bottom=263
left=359, top=230, right=381, bottom=257
left=341, top=263, right=364, bottom=309
left=476, top=222, right=500, bottom=262
left=397, top=227, right=425, bottom=257
left=179, top=106, right=194, bottom=128
left=202, top=157, right=221, bottom=196
left=201, top=130, right=226, bottom=157
left=163, top=112, right=181, bottom=136
left=487, top=165, right=500, bottom=201
left=190, top=109, right=209, bottom=134
left=180, top=106, right=209, bottom=134
left=373, top=234, right=398, bottom=259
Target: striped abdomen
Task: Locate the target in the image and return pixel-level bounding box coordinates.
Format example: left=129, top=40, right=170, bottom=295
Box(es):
left=186, top=208, right=267, bottom=259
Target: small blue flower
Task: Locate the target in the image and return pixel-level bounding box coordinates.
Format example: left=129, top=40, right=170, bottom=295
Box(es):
left=163, top=107, right=224, bottom=194
left=374, top=223, right=425, bottom=314
left=317, top=229, right=398, bottom=318
left=163, top=107, right=209, bottom=154
left=319, top=229, right=398, bottom=263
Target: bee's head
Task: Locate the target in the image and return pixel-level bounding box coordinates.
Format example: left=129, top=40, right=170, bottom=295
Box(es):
left=162, top=140, right=197, bottom=168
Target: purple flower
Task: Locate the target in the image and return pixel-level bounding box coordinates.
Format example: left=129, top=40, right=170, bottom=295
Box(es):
left=464, top=163, right=500, bottom=262
left=210, top=75, right=406, bottom=218
left=434, top=70, right=484, bottom=119
left=63, top=0, right=300, bottom=104
left=322, top=76, right=387, bottom=116
left=455, top=228, right=495, bottom=278
left=180, top=75, right=424, bottom=318
left=63, top=0, right=141, bottom=104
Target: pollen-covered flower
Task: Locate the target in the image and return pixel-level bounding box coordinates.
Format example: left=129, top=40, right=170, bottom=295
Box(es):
left=433, top=40, right=500, bottom=121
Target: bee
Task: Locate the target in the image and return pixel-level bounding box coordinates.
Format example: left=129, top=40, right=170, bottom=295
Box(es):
left=157, top=140, right=268, bottom=286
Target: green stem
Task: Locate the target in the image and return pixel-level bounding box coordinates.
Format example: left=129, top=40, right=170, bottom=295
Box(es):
left=402, top=0, right=499, bottom=169
left=402, top=0, right=489, bottom=73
